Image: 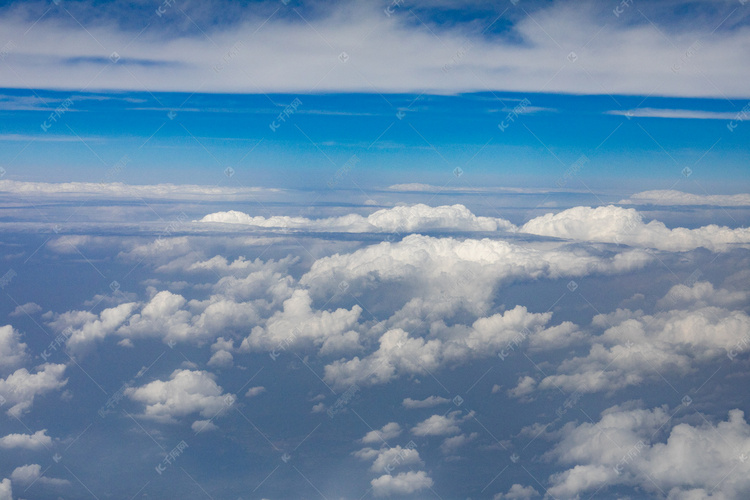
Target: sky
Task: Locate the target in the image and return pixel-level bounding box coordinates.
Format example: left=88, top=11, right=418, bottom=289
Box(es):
left=0, top=0, right=749, bottom=499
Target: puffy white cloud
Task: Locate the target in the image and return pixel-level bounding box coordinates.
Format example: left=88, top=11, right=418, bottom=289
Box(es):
left=546, top=405, right=750, bottom=499
left=494, top=483, right=540, bottom=499
left=125, top=369, right=235, bottom=424
left=192, top=420, right=218, bottom=433
left=200, top=204, right=515, bottom=233
left=370, top=445, right=421, bottom=473
left=402, top=396, right=450, bottom=409
left=0, top=429, right=52, bottom=450
left=657, top=281, right=747, bottom=309
left=10, top=464, right=69, bottom=487
left=411, top=410, right=473, bottom=437
left=245, top=386, right=265, bottom=398
left=371, top=470, right=433, bottom=497
left=521, top=205, right=750, bottom=252
left=0, top=325, right=28, bottom=372
left=532, top=304, right=750, bottom=395
left=9, top=302, right=42, bottom=317
left=361, top=422, right=402, bottom=444
left=620, top=190, right=750, bottom=207
left=0, top=478, right=9, bottom=500
left=440, top=432, right=478, bottom=454
left=303, top=233, right=651, bottom=320
left=0, top=363, right=67, bottom=417
left=324, top=306, right=579, bottom=389
left=241, top=289, right=362, bottom=353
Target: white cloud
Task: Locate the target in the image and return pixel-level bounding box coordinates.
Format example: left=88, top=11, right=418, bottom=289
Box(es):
left=245, top=386, right=265, bottom=398
left=657, top=281, right=747, bottom=309
left=440, top=432, right=477, bottom=454
left=370, top=471, right=433, bottom=497
left=125, top=369, right=234, bottom=424
left=200, top=204, right=515, bottom=233
left=546, top=405, right=750, bottom=499
left=0, top=3, right=748, bottom=97
left=607, top=108, right=740, bottom=120
left=0, top=179, right=280, bottom=200
left=620, top=190, right=750, bottom=207
left=402, top=396, right=450, bottom=409
left=494, top=483, right=540, bottom=499
left=361, top=422, right=402, bottom=444
left=0, top=429, right=52, bottom=450
left=10, top=464, right=69, bottom=487
left=411, top=410, right=473, bottom=437
left=0, top=478, right=9, bottom=500
left=530, top=303, right=750, bottom=395
left=0, top=325, right=28, bottom=372
left=9, top=302, right=42, bottom=317
left=521, top=205, right=750, bottom=252
left=192, top=420, right=218, bottom=433
left=0, top=363, right=67, bottom=417
left=368, top=445, right=422, bottom=474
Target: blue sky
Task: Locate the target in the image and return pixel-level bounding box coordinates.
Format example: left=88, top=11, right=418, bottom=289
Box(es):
left=1, top=1, right=750, bottom=500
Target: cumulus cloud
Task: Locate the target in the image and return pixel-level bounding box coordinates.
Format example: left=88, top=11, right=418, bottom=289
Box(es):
left=125, top=369, right=235, bottom=424
left=9, top=302, right=42, bottom=317
left=528, top=302, right=750, bottom=395
left=10, top=464, right=69, bottom=487
left=494, top=484, right=540, bottom=499
left=546, top=404, right=750, bottom=499
left=440, top=432, right=478, bottom=454
left=0, top=478, right=9, bottom=500
left=411, top=410, right=473, bottom=437
left=324, top=306, right=580, bottom=389
left=0, top=325, right=28, bottom=373
left=620, top=190, right=750, bottom=207
left=0, top=429, right=52, bottom=450
left=200, top=204, right=515, bottom=233
left=370, top=470, right=433, bottom=497
left=402, top=396, right=450, bottom=409
left=303, top=233, right=651, bottom=320
left=657, top=281, right=747, bottom=309
left=240, top=289, right=362, bottom=354
left=521, top=205, right=750, bottom=252
left=361, top=422, right=402, bottom=444
left=245, top=386, right=265, bottom=398
left=0, top=363, right=67, bottom=417
left=366, top=445, right=422, bottom=473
